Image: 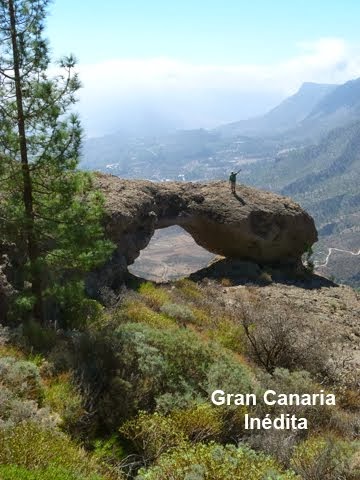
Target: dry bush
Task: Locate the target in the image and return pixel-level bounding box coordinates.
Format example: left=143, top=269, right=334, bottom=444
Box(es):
left=258, top=271, right=273, bottom=284
left=234, top=293, right=333, bottom=376
left=0, top=385, right=59, bottom=429
left=256, top=369, right=335, bottom=432
left=220, top=278, right=233, bottom=287
left=0, top=324, right=10, bottom=345
left=0, top=355, right=61, bottom=430
left=247, top=430, right=299, bottom=467
left=0, top=356, right=44, bottom=402
left=327, top=407, right=360, bottom=439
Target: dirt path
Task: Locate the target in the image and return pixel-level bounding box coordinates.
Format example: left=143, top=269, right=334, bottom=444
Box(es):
left=316, top=247, right=360, bottom=268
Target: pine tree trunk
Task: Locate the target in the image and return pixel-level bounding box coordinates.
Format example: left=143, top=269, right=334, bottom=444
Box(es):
left=8, top=0, right=45, bottom=324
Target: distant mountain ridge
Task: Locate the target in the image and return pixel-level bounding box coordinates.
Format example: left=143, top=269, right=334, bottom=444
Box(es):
left=218, top=76, right=360, bottom=141
left=308, top=77, right=360, bottom=118
left=216, top=82, right=337, bottom=137
left=245, top=119, right=360, bottom=286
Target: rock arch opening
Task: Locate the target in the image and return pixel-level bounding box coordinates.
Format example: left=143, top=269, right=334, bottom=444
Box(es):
left=87, top=175, right=317, bottom=294
left=128, top=225, right=216, bottom=282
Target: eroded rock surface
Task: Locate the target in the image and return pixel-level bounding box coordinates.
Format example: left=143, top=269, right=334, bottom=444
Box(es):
left=89, top=174, right=317, bottom=293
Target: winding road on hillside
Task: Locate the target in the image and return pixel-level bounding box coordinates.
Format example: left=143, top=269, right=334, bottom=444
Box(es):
left=316, top=247, right=360, bottom=268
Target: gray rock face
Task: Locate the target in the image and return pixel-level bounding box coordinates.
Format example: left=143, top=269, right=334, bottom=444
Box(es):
left=89, top=174, right=318, bottom=293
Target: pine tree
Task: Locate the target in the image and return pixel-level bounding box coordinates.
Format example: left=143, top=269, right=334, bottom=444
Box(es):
left=0, top=0, right=113, bottom=326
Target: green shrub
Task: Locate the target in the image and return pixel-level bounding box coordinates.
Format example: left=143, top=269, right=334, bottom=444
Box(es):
left=74, top=323, right=254, bottom=435
left=209, top=319, right=245, bottom=353
left=116, top=324, right=216, bottom=415
left=44, top=372, right=84, bottom=433
left=136, top=442, right=299, bottom=479
left=120, top=411, right=187, bottom=464
left=258, top=271, right=272, bottom=284
left=92, top=434, right=125, bottom=464
left=173, top=279, right=203, bottom=299
left=45, top=281, right=105, bottom=330
left=291, top=435, right=358, bottom=480
left=170, top=403, right=223, bottom=443
left=0, top=385, right=59, bottom=429
left=160, top=302, right=195, bottom=324
left=190, top=306, right=212, bottom=327
left=22, top=320, right=57, bottom=353
left=0, top=464, right=103, bottom=480
left=121, top=404, right=223, bottom=463
left=137, top=283, right=170, bottom=309
left=0, top=356, right=43, bottom=402
left=302, top=246, right=315, bottom=274
left=205, top=355, right=253, bottom=398
left=204, top=357, right=254, bottom=438
left=0, top=342, right=25, bottom=360
left=0, top=349, right=58, bottom=429
left=0, top=423, right=107, bottom=479
left=120, top=301, right=176, bottom=329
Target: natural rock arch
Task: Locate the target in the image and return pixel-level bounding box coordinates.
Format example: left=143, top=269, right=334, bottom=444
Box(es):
left=87, top=174, right=318, bottom=294
left=128, top=225, right=216, bottom=281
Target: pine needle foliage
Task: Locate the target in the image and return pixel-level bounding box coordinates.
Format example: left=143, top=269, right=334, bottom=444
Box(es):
left=0, top=0, right=114, bottom=326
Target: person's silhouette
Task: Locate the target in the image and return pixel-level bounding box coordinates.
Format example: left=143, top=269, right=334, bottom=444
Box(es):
left=229, top=169, right=241, bottom=194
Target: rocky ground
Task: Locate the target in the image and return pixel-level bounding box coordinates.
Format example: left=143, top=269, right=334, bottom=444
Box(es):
left=129, top=229, right=360, bottom=377
left=224, top=281, right=360, bottom=369
left=129, top=226, right=215, bottom=281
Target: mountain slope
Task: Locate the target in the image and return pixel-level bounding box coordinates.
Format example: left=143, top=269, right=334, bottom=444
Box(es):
left=245, top=120, right=360, bottom=285
left=218, top=77, right=360, bottom=143
left=283, top=77, right=360, bottom=141
left=308, top=77, right=360, bottom=118
left=216, top=82, right=336, bottom=137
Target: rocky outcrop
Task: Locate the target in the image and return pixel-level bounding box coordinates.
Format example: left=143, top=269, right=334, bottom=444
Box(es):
left=88, top=174, right=317, bottom=293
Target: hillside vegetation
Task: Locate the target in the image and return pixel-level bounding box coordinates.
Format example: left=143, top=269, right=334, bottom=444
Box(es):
left=1, top=274, right=359, bottom=479
left=1, top=2, right=359, bottom=479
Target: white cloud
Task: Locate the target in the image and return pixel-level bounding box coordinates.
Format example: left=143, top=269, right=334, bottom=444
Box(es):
left=78, top=38, right=360, bottom=96
left=71, top=38, right=360, bottom=135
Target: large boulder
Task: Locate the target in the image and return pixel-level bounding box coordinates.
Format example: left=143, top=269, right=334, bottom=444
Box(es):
left=88, top=174, right=317, bottom=293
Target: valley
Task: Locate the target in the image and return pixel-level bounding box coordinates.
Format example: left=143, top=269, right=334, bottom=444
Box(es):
left=128, top=226, right=215, bottom=281
left=82, top=78, right=360, bottom=287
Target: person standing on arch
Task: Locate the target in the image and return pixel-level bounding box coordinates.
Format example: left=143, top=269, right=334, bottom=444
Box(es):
left=229, top=169, right=241, bottom=194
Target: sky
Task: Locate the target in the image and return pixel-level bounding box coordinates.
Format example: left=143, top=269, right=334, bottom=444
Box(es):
left=45, top=0, right=360, bottom=137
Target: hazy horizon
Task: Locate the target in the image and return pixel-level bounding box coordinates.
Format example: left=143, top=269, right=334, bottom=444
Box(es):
left=45, top=1, right=360, bottom=137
